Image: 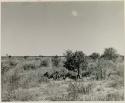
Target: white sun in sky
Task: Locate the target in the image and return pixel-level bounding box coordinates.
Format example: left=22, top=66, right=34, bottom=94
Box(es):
left=72, top=10, right=78, bottom=16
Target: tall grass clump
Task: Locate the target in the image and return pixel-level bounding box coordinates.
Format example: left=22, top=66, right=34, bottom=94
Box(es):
left=87, top=58, right=122, bottom=81
left=2, top=67, right=21, bottom=101
left=66, top=81, right=94, bottom=100
left=1, top=58, right=18, bottom=74
left=40, top=59, right=49, bottom=67
left=51, top=55, right=61, bottom=67
left=22, top=60, right=41, bottom=70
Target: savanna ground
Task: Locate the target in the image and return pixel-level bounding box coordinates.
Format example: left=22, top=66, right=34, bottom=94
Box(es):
left=1, top=53, right=124, bottom=101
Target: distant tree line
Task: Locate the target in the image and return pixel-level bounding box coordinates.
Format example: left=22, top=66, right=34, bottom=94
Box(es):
left=5, top=47, right=122, bottom=80
left=63, top=47, right=120, bottom=80
left=42, top=47, right=121, bottom=80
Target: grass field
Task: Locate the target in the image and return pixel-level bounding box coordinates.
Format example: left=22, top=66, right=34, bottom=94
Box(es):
left=1, top=56, right=124, bottom=101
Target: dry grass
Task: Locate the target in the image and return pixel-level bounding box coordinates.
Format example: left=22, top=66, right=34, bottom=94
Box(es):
left=1, top=56, right=124, bottom=101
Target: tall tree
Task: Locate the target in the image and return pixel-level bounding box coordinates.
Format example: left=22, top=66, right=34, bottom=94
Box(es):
left=64, top=50, right=88, bottom=79
left=102, top=47, right=118, bottom=61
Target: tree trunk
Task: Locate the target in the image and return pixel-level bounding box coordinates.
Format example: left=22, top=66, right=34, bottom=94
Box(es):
left=77, top=68, right=81, bottom=79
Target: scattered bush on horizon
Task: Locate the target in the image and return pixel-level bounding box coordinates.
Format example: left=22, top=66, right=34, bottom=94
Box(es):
left=101, top=47, right=118, bottom=61
left=24, top=56, right=29, bottom=60
left=1, top=48, right=124, bottom=101
left=89, top=52, right=100, bottom=60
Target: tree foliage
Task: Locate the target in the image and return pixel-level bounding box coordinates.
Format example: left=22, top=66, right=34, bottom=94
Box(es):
left=90, top=52, right=100, bottom=60
left=101, top=47, right=118, bottom=61
left=64, top=50, right=88, bottom=79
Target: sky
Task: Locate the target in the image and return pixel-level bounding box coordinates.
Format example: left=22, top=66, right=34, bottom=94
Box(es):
left=1, top=1, right=124, bottom=56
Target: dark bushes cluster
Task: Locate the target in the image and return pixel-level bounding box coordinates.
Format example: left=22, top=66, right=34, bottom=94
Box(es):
left=62, top=48, right=121, bottom=80
left=43, top=69, right=79, bottom=80
left=43, top=68, right=68, bottom=80
left=40, top=48, right=123, bottom=81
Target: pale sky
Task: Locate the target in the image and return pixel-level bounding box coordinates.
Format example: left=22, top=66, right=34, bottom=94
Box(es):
left=1, top=1, right=124, bottom=56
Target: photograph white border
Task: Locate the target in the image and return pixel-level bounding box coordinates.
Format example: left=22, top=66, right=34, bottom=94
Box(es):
left=0, top=0, right=124, bottom=103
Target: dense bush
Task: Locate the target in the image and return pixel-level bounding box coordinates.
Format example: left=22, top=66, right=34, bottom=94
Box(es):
left=43, top=67, right=69, bottom=80
left=43, top=68, right=83, bottom=80
left=66, top=71, right=78, bottom=80
left=64, top=50, right=88, bottom=79
left=101, top=47, right=118, bottom=61
left=89, top=52, right=100, bottom=60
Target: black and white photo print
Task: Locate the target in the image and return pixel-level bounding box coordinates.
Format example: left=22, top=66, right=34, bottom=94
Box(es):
left=1, top=0, right=124, bottom=101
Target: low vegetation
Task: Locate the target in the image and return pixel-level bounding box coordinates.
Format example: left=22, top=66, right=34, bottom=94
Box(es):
left=1, top=47, right=124, bottom=101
